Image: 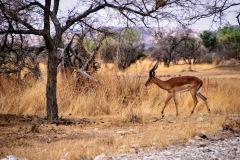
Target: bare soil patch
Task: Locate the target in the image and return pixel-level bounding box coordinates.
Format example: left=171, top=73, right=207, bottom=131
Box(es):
left=0, top=113, right=239, bottom=159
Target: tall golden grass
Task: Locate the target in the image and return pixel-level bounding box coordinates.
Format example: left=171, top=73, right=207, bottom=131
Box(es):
left=0, top=60, right=239, bottom=118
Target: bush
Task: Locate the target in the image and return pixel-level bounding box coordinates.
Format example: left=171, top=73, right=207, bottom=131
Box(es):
left=200, top=53, right=213, bottom=63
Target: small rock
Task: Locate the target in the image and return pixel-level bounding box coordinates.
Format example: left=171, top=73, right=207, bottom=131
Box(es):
left=94, top=154, right=111, bottom=160
left=234, top=133, right=240, bottom=137
left=194, top=135, right=203, bottom=140
left=210, top=155, right=218, bottom=160
left=198, top=141, right=209, bottom=147
left=196, top=133, right=208, bottom=139
left=207, top=136, right=221, bottom=141
left=129, top=148, right=136, bottom=153
left=1, top=155, right=28, bottom=160
left=164, top=150, right=173, bottom=155
left=115, top=131, right=125, bottom=135
left=197, top=117, right=204, bottom=122
left=202, top=148, right=212, bottom=152
left=188, top=139, right=195, bottom=144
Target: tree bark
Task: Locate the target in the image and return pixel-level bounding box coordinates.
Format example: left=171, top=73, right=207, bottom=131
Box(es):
left=46, top=49, right=59, bottom=121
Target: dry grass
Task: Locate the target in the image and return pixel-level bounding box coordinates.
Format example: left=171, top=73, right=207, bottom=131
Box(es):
left=1, top=60, right=239, bottom=117
left=0, top=59, right=240, bottom=159
left=0, top=114, right=226, bottom=159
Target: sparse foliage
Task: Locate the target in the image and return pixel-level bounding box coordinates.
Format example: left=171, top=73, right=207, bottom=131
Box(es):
left=100, top=28, right=144, bottom=70
left=153, top=29, right=186, bottom=67
left=200, top=26, right=240, bottom=61
left=152, top=28, right=206, bottom=67
left=200, top=30, right=217, bottom=52
left=215, top=26, right=240, bottom=59
left=177, top=36, right=201, bottom=65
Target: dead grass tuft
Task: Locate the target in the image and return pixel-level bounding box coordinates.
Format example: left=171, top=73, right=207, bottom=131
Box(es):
left=222, top=114, right=240, bottom=132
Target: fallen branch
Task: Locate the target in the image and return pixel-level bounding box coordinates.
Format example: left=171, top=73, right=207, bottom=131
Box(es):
left=0, top=68, right=21, bottom=73
left=77, top=69, right=101, bottom=85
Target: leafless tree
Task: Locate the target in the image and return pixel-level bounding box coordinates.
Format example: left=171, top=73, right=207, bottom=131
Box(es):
left=59, top=30, right=110, bottom=85
left=153, top=28, right=187, bottom=67
left=153, top=28, right=208, bottom=68
left=0, top=33, right=43, bottom=82
left=176, top=30, right=202, bottom=65
left=0, top=0, right=171, bottom=121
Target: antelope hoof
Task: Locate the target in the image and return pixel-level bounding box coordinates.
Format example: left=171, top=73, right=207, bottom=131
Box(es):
left=208, top=109, right=211, bottom=113
left=161, top=114, right=165, bottom=118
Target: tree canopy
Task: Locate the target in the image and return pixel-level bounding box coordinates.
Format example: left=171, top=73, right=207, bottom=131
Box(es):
left=216, top=26, right=240, bottom=59
left=200, top=31, right=217, bottom=51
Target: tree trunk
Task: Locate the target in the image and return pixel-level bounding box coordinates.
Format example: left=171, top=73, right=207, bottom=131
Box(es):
left=165, top=51, right=172, bottom=67
left=46, top=49, right=59, bottom=121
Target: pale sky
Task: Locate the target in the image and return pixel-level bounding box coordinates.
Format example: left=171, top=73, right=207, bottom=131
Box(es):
left=57, top=0, right=240, bottom=31
left=191, top=5, right=240, bottom=31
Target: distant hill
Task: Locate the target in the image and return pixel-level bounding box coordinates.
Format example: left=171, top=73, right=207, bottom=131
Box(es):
left=107, top=26, right=157, bottom=49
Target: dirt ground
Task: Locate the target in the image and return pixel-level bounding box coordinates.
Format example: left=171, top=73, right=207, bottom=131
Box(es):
left=0, top=113, right=239, bottom=160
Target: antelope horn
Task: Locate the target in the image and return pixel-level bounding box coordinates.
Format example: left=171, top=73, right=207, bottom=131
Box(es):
left=149, top=61, right=159, bottom=74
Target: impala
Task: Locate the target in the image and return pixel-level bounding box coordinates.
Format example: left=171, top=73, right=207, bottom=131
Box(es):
left=145, top=62, right=211, bottom=117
